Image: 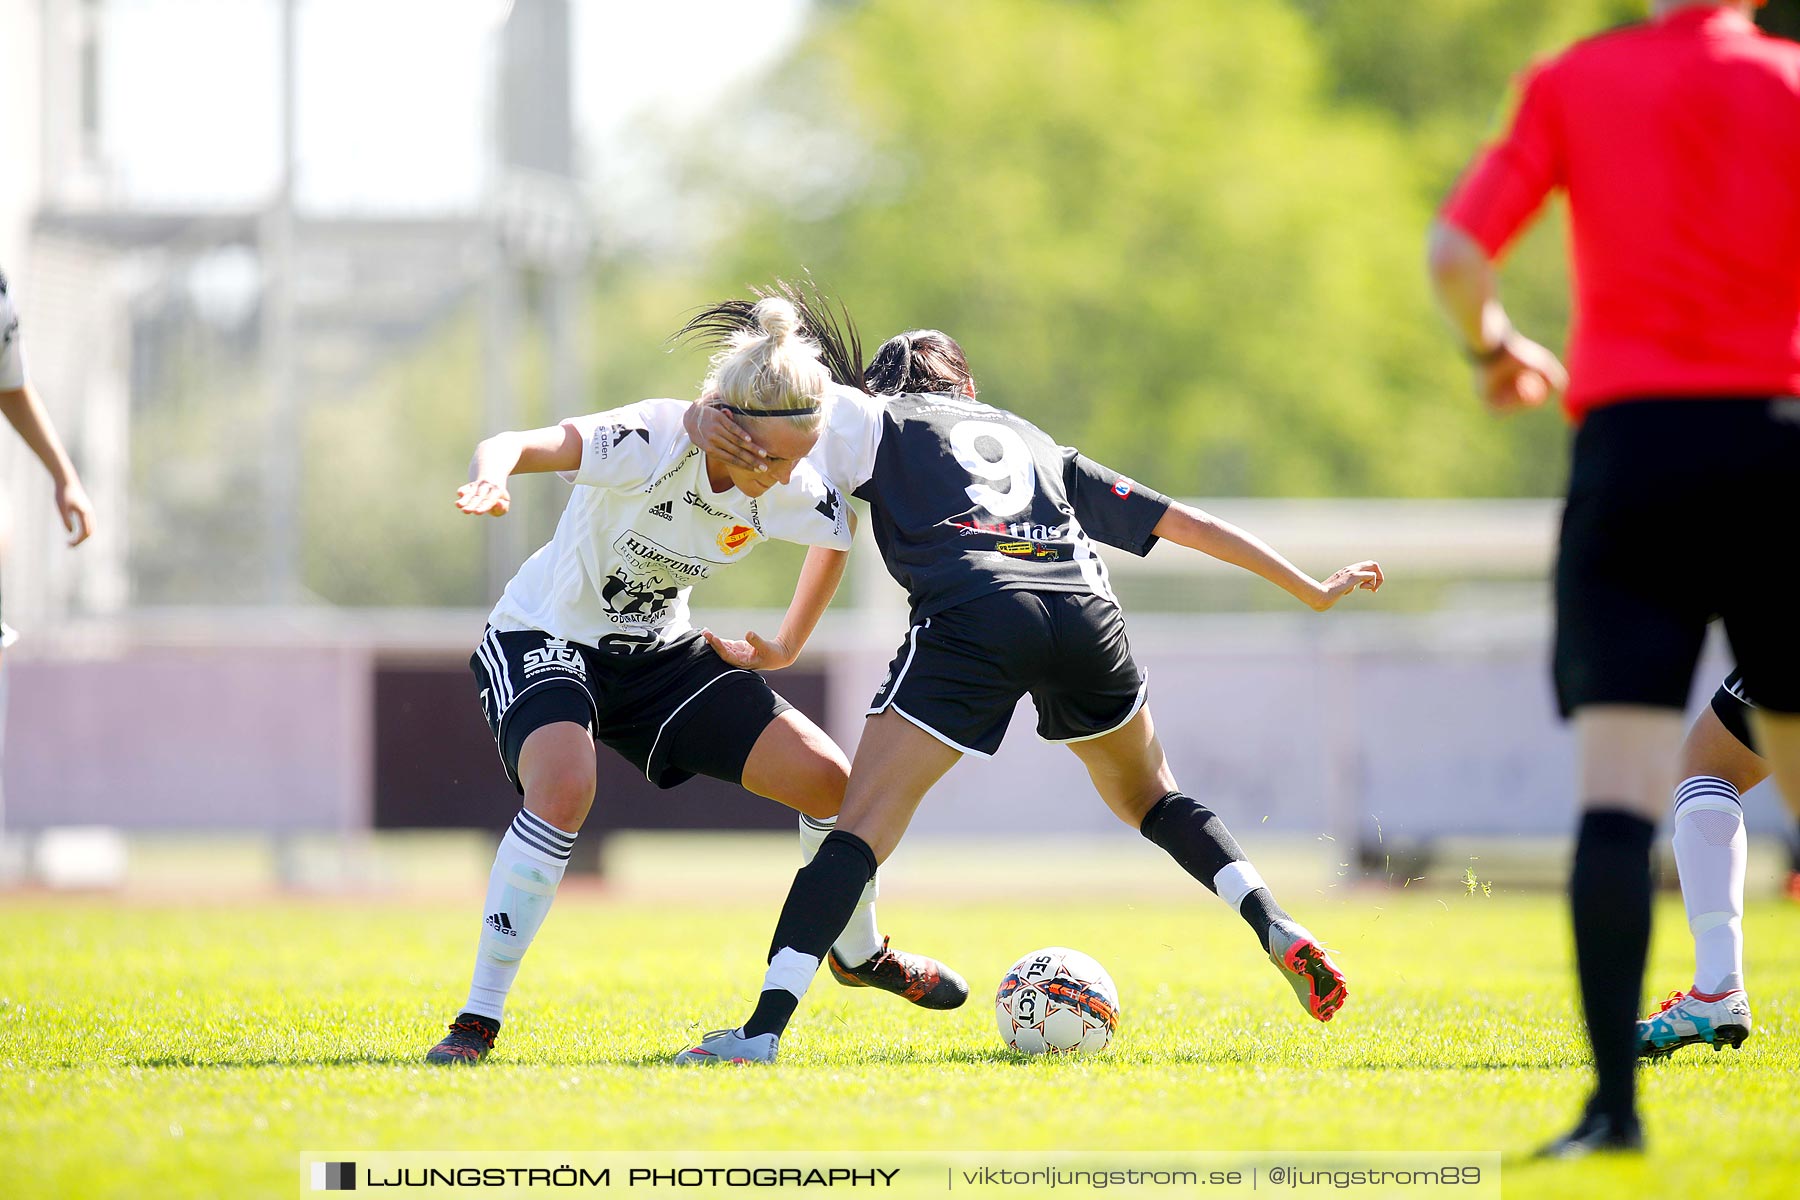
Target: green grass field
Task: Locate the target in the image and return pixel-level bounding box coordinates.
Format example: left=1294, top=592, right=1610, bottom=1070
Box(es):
left=3, top=857, right=1797, bottom=1199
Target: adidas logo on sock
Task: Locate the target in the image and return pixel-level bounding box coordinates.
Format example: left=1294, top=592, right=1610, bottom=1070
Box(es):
left=485, top=912, right=517, bottom=937
left=650, top=500, right=674, bottom=520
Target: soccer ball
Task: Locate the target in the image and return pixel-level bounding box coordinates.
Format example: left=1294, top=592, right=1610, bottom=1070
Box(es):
left=995, top=947, right=1119, bottom=1055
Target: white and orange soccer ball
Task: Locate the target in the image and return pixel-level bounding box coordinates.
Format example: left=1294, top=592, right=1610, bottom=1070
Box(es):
left=994, top=947, right=1119, bottom=1055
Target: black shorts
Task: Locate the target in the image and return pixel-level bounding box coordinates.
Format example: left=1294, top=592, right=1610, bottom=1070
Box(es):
left=1709, top=670, right=1760, bottom=756
left=1553, top=397, right=1800, bottom=718
left=867, top=590, right=1147, bottom=758
left=470, top=626, right=792, bottom=792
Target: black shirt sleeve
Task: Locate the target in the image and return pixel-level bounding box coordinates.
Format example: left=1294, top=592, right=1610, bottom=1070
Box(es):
left=1062, top=449, right=1171, bottom=557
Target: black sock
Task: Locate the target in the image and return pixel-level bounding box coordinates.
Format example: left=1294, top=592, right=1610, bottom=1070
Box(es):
left=1235, top=890, right=1287, bottom=952
left=453, top=1012, right=499, bottom=1036
left=1140, top=792, right=1290, bottom=950
left=743, top=831, right=878, bottom=1039
left=1569, top=808, right=1655, bottom=1124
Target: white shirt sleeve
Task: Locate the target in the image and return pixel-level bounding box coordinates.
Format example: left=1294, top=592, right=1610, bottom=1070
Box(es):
left=0, top=277, right=25, bottom=392
left=754, top=463, right=855, bottom=550
left=810, top=384, right=885, bottom=493
left=559, top=399, right=685, bottom=490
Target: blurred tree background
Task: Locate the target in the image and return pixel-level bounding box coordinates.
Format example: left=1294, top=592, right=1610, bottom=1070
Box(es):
left=290, top=0, right=1796, bottom=606
left=585, top=0, right=1679, bottom=502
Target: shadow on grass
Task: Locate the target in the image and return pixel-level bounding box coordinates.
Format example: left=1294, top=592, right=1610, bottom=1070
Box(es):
left=49, top=1043, right=1578, bottom=1072
left=50, top=1051, right=434, bottom=1069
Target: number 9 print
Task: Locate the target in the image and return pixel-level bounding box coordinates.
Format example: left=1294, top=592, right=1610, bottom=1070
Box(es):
left=950, top=421, right=1037, bottom=518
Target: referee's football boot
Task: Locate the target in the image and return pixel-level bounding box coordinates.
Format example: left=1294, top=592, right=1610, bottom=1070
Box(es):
left=1265, top=921, right=1348, bottom=1022
left=424, top=1013, right=499, bottom=1065
left=1535, top=1099, right=1644, bottom=1160
left=826, top=937, right=969, bottom=1010
left=1636, top=989, right=1752, bottom=1059
left=673, top=1027, right=779, bottom=1066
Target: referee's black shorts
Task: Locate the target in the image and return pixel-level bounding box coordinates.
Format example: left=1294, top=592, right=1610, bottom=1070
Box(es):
left=1554, top=397, right=1800, bottom=718
left=867, top=590, right=1147, bottom=757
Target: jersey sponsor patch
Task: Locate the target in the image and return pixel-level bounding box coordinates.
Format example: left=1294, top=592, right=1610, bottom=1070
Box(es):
left=601, top=570, right=681, bottom=624
left=1111, top=478, right=1133, bottom=498
left=613, top=531, right=711, bottom=581
left=641, top=447, right=698, bottom=494
left=997, top=540, right=1065, bottom=561
left=949, top=517, right=1068, bottom=540
left=683, top=488, right=733, bottom=520
left=717, top=524, right=758, bottom=555
left=592, top=423, right=651, bottom=460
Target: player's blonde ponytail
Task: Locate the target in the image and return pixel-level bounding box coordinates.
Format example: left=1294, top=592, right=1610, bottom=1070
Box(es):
left=704, top=297, right=828, bottom=431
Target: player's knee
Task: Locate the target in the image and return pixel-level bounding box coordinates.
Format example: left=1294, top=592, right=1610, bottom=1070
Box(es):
left=1102, top=783, right=1168, bottom=830
left=746, top=714, right=848, bottom=819
left=522, top=758, right=596, bottom=831
left=793, top=752, right=848, bottom=819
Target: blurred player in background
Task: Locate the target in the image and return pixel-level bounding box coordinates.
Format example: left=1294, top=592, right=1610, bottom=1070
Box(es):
left=1427, top=0, right=1800, bottom=1158
left=0, top=266, right=97, bottom=659
left=424, top=298, right=964, bottom=1066
left=673, top=289, right=1381, bottom=1065
left=1638, top=669, right=1797, bottom=1057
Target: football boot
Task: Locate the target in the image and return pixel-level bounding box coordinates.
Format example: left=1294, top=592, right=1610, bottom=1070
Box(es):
left=827, top=937, right=969, bottom=1009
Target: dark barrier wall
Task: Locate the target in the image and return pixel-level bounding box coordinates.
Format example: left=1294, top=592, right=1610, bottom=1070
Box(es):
left=373, top=660, right=831, bottom=846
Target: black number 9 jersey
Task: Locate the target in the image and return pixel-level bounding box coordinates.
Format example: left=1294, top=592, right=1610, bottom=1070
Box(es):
left=813, top=388, right=1172, bottom=623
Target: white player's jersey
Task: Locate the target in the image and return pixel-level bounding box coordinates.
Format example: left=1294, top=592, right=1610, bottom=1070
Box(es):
left=0, top=268, right=25, bottom=391
left=488, top=398, right=853, bottom=653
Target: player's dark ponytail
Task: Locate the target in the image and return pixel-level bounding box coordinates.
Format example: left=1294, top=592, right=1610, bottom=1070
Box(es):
left=864, top=329, right=975, bottom=397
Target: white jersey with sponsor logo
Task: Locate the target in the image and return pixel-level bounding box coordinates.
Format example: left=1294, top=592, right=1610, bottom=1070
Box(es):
left=488, top=398, right=852, bottom=653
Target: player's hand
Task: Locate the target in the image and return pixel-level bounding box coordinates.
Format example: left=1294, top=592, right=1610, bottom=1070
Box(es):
left=56, top=478, right=95, bottom=547
left=1475, top=331, right=1568, bottom=413
left=1311, top=560, right=1383, bottom=611
left=455, top=478, right=511, bottom=516
left=702, top=627, right=795, bottom=670
left=686, top=400, right=769, bottom=476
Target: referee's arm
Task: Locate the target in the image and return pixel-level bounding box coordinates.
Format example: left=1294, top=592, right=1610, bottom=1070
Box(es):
left=1427, top=58, right=1570, bottom=413
left=1427, top=221, right=1568, bottom=413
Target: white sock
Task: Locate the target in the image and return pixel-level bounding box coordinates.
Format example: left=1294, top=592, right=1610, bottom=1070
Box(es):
left=1672, top=776, right=1746, bottom=996
left=799, top=814, right=885, bottom=965
left=462, top=809, right=577, bottom=1021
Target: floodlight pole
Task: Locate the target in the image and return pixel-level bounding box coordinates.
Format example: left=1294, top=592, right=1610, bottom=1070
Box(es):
left=262, top=0, right=300, bottom=604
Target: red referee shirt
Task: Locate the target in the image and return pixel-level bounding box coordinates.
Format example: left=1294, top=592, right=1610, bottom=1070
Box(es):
left=1441, top=5, right=1800, bottom=419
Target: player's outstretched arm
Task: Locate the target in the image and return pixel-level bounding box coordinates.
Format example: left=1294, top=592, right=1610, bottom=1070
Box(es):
left=1151, top=501, right=1382, bottom=612
left=704, top=534, right=853, bottom=671
left=454, top=423, right=583, bottom=517
left=0, top=384, right=95, bottom=545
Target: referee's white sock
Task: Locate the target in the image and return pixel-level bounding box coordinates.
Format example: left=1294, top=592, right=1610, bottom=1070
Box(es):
left=462, top=809, right=577, bottom=1022
left=1671, top=776, right=1746, bottom=996
left=800, top=814, right=885, bottom=966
